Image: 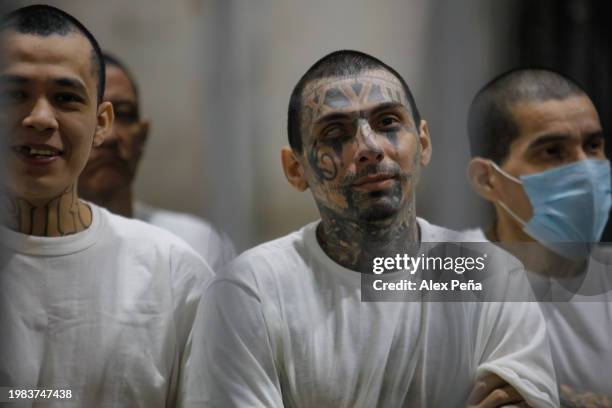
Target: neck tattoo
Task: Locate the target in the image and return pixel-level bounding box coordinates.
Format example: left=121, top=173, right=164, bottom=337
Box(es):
left=1, top=185, right=92, bottom=237
left=316, top=197, right=419, bottom=273
left=303, top=72, right=422, bottom=273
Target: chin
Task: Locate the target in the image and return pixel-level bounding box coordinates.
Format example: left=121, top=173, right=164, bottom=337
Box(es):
left=353, top=187, right=403, bottom=222
left=7, top=179, right=72, bottom=204
left=360, top=201, right=401, bottom=222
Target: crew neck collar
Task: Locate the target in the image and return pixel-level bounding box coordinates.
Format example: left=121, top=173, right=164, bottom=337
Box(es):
left=0, top=202, right=104, bottom=256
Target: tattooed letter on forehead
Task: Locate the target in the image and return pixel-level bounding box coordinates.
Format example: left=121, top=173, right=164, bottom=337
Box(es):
left=301, top=73, right=410, bottom=140
left=302, top=73, right=412, bottom=186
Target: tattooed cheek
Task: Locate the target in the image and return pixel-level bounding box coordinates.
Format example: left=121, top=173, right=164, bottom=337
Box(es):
left=384, top=130, right=398, bottom=146
left=320, top=136, right=349, bottom=157
left=307, top=143, right=344, bottom=183
left=327, top=193, right=349, bottom=210
left=312, top=186, right=349, bottom=211
left=318, top=153, right=339, bottom=180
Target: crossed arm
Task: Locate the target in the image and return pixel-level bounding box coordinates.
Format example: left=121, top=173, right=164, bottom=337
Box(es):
left=467, top=374, right=531, bottom=408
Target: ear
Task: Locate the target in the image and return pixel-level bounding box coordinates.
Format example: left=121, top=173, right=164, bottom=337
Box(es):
left=467, top=157, right=501, bottom=202
left=417, top=120, right=432, bottom=166
left=281, top=146, right=308, bottom=191
left=93, top=101, right=114, bottom=147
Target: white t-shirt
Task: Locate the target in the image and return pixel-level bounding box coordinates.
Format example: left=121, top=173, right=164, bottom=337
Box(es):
left=183, top=218, right=558, bottom=407
left=463, top=227, right=612, bottom=401
left=0, top=204, right=214, bottom=407
left=133, top=201, right=236, bottom=271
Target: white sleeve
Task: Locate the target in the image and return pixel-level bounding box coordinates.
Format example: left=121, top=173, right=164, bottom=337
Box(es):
left=166, top=246, right=215, bottom=407
left=474, top=300, right=559, bottom=408
left=180, top=277, right=284, bottom=408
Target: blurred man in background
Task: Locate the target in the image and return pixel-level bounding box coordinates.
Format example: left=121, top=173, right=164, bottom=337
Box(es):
left=78, top=52, right=235, bottom=270
left=467, top=68, right=612, bottom=406
left=0, top=5, right=213, bottom=406
left=183, top=50, right=558, bottom=408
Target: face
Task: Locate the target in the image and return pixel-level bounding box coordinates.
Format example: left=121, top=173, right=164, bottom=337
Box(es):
left=78, top=65, right=148, bottom=196
left=493, top=95, right=604, bottom=220
left=0, top=30, right=112, bottom=204
left=288, top=69, right=431, bottom=223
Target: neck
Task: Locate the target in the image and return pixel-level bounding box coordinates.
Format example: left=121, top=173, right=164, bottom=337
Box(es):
left=80, top=186, right=133, bottom=218
left=1, top=185, right=92, bottom=237
left=317, top=200, right=419, bottom=273
left=494, top=206, right=532, bottom=243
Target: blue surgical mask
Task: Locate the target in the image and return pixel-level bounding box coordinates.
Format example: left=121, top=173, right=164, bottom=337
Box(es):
left=490, top=159, right=612, bottom=259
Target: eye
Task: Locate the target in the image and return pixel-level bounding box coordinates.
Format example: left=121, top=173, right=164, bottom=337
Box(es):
left=114, top=110, right=139, bottom=125
left=322, top=124, right=346, bottom=139
left=375, top=114, right=401, bottom=129
left=584, top=136, right=604, bottom=155
left=0, top=89, right=27, bottom=104
left=112, top=102, right=139, bottom=125
left=54, top=92, right=84, bottom=104
left=538, top=144, right=565, bottom=161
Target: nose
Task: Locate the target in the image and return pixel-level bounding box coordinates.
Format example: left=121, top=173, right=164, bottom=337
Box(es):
left=356, top=120, right=384, bottom=164
left=21, top=97, right=58, bottom=132
left=575, top=147, right=589, bottom=162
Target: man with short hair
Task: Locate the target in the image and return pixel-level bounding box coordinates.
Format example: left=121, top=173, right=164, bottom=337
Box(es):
left=183, top=51, right=558, bottom=407
left=78, top=52, right=235, bottom=270
left=466, top=68, right=612, bottom=405
left=0, top=5, right=213, bottom=406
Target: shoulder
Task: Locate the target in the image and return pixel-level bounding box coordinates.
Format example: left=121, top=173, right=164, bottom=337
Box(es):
left=103, top=206, right=191, bottom=248
left=213, top=223, right=315, bottom=294
left=417, top=217, right=526, bottom=293
left=226, top=225, right=310, bottom=275
left=417, top=217, right=472, bottom=242
left=460, top=227, right=489, bottom=242
left=135, top=202, right=210, bottom=232
left=133, top=202, right=216, bottom=239
left=98, top=205, right=214, bottom=281
left=133, top=202, right=236, bottom=267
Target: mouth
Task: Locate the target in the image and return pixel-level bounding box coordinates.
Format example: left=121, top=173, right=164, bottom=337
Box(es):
left=10, top=144, right=64, bottom=164
left=352, top=173, right=397, bottom=191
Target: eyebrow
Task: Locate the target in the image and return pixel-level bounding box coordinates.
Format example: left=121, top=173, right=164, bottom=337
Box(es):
left=0, top=74, right=88, bottom=94
left=313, top=102, right=406, bottom=125
left=55, top=77, right=88, bottom=97
left=527, top=134, right=572, bottom=150
left=584, top=131, right=604, bottom=140
left=314, top=111, right=353, bottom=125
left=0, top=74, right=28, bottom=85
left=527, top=131, right=604, bottom=150
left=370, top=102, right=406, bottom=116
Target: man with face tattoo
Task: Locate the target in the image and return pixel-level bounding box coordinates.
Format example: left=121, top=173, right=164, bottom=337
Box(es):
left=181, top=51, right=557, bottom=407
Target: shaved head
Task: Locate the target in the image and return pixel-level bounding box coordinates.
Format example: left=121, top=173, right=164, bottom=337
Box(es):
left=468, top=68, right=587, bottom=163
left=288, top=50, right=421, bottom=153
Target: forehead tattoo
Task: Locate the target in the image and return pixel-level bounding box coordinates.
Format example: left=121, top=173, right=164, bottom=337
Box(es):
left=301, top=73, right=410, bottom=136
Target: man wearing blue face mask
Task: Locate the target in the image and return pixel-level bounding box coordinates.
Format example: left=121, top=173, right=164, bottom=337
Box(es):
left=465, top=68, right=612, bottom=406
